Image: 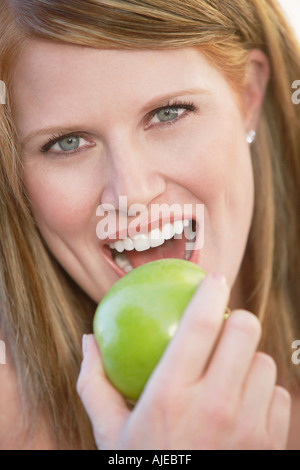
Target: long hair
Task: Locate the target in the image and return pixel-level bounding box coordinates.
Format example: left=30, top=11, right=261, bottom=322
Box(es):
left=1, top=0, right=300, bottom=449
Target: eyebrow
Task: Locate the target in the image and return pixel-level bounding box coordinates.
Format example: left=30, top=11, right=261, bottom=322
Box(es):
left=21, top=87, right=210, bottom=145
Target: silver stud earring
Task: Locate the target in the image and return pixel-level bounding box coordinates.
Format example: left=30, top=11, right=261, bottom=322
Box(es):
left=246, top=130, right=256, bottom=144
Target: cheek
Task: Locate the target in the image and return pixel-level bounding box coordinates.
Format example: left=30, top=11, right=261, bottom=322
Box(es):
left=152, top=111, right=254, bottom=207
left=149, top=110, right=254, bottom=279
left=189, top=117, right=255, bottom=234
left=22, top=159, right=102, bottom=237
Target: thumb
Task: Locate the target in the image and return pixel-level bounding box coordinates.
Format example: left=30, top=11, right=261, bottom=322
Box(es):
left=77, top=334, right=130, bottom=449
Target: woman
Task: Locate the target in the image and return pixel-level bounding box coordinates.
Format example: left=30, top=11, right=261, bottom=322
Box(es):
left=0, top=0, right=299, bottom=450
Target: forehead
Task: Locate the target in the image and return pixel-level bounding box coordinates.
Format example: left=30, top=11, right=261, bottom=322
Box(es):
left=12, top=39, right=217, bottom=92
left=10, top=40, right=228, bottom=137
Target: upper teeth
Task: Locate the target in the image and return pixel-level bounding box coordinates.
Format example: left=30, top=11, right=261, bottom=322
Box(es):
left=109, top=219, right=191, bottom=253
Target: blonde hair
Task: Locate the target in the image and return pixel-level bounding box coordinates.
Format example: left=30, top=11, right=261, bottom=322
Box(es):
left=0, top=0, right=300, bottom=449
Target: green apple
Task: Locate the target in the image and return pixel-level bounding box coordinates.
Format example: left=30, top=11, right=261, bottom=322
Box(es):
left=93, top=259, right=207, bottom=401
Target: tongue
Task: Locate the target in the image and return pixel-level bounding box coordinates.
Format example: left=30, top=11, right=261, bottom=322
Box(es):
left=125, top=236, right=187, bottom=269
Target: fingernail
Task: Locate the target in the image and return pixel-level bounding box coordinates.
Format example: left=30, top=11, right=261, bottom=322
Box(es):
left=82, top=334, right=88, bottom=357
left=212, top=273, right=227, bottom=286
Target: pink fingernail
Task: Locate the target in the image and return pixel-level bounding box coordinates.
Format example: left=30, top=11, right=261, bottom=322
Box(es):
left=212, top=273, right=227, bottom=285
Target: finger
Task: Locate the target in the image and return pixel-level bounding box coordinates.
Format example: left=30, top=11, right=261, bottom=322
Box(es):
left=267, top=386, right=291, bottom=450
left=76, top=334, right=129, bottom=449
left=239, top=352, right=277, bottom=426
left=151, top=274, right=229, bottom=386
left=204, top=310, right=262, bottom=405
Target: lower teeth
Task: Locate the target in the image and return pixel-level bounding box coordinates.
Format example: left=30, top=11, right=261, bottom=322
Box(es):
left=114, top=253, right=133, bottom=273
left=123, top=265, right=133, bottom=273
left=112, top=221, right=197, bottom=271
left=113, top=238, right=196, bottom=271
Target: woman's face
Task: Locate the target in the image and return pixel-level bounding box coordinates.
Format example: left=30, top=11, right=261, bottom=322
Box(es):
left=11, top=41, right=264, bottom=304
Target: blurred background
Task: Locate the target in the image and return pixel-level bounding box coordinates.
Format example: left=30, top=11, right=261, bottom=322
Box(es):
left=278, top=0, right=300, bottom=42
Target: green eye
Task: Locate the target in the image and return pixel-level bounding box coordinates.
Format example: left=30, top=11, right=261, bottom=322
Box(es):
left=58, top=136, right=81, bottom=151
left=156, top=108, right=180, bottom=122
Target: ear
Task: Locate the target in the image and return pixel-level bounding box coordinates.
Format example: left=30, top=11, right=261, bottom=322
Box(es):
left=241, top=49, right=270, bottom=133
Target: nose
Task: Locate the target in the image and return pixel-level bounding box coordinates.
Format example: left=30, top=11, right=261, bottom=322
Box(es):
left=100, top=131, right=166, bottom=211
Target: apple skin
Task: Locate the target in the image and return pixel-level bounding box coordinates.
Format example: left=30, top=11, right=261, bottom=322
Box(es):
left=93, top=259, right=207, bottom=402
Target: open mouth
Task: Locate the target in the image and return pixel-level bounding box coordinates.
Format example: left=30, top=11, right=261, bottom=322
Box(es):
left=102, top=218, right=199, bottom=276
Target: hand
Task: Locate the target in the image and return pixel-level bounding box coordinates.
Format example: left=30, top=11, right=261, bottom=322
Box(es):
left=77, top=274, right=291, bottom=450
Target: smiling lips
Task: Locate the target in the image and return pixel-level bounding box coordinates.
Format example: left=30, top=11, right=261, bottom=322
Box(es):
left=101, top=218, right=199, bottom=275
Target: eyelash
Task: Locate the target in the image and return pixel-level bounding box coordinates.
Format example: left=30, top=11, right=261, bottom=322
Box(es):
left=150, top=100, right=196, bottom=124
left=39, top=100, right=196, bottom=156
left=40, top=132, right=91, bottom=154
